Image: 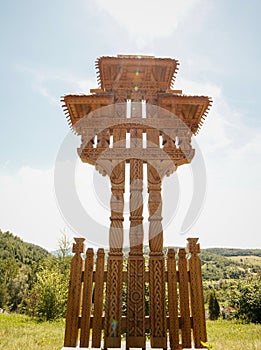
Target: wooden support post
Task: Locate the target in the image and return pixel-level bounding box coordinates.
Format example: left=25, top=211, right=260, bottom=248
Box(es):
left=187, top=238, right=207, bottom=348
left=147, top=127, right=167, bottom=349
left=80, top=248, right=94, bottom=347
left=178, top=248, right=192, bottom=349
left=92, top=248, right=105, bottom=348
left=104, top=131, right=125, bottom=348
left=64, top=238, right=85, bottom=347
left=127, top=148, right=145, bottom=348
left=167, top=248, right=179, bottom=350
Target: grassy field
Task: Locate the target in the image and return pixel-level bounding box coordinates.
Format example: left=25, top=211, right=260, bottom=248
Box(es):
left=0, top=314, right=261, bottom=349
left=228, top=255, right=261, bottom=266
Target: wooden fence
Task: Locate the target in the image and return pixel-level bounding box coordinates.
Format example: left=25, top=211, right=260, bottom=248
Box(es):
left=63, top=238, right=207, bottom=349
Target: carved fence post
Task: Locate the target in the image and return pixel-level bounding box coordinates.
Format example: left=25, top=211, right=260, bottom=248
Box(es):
left=64, top=238, right=85, bottom=347
left=80, top=248, right=94, bottom=347
left=187, top=238, right=207, bottom=348
left=178, top=248, right=191, bottom=349
left=92, top=248, right=105, bottom=348
left=167, top=248, right=179, bottom=350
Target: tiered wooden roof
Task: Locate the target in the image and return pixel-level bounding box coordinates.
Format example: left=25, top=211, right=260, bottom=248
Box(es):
left=62, top=55, right=212, bottom=134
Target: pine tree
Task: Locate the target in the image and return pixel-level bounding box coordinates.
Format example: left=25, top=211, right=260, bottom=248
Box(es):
left=208, top=290, right=220, bottom=320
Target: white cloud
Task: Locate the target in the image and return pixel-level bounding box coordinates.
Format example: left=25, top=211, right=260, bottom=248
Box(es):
left=16, top=65, right=96, bottom=105
left=0, top=167, right=68, bottom=251
left=94, top=0, right=204, bottom=39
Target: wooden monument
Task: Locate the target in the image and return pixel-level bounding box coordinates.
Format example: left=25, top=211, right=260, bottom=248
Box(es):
left=61, top=55, right=212, bottom=349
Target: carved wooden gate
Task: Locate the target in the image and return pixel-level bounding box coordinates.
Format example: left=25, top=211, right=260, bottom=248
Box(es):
left=64, top=238, right=206, bottom=349
left=61, top=55, right=211, bottom=349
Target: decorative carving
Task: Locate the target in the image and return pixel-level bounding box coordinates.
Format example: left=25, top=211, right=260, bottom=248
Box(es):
left=126, top=257, right=145, bottom=348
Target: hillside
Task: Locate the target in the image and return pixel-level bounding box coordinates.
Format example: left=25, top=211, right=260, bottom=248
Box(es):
left=0, top=230, right=50, bottom=266
left=0, top=230, right=51, bottom=311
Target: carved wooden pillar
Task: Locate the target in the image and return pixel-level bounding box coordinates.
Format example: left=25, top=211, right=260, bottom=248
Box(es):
left=147, top=128, right=167, bottom=349
left=104, top=129, right=125, bottom=349
left=127, top=157, right=145, bottom=349
left=126, top=115, right=146, bottom=348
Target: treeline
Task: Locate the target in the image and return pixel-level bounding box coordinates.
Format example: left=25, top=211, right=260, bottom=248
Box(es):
left=204, top=247, right=261, bottom=257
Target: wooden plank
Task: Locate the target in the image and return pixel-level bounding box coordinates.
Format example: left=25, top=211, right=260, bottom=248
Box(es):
left=80, top=248, right=94, bottom=347
left=187, top=238, right=207, bottom=348
left=64, top=238, right=85, bottom=347
left=178, top=248, right=192, bottom=348
left=92, top=249, right=105, bottom=348
left=167, top=248, right=180, bottom=350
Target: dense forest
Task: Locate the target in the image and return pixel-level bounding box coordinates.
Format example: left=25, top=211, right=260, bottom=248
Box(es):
left=0, top=229, right=260, bottom=323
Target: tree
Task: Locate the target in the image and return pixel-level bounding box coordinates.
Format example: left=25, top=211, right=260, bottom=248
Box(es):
left=30, top=258, right=69, bottom=320
left=229, top=276, right=261, bottom=323
left=208, top=290, right=220, bottom=320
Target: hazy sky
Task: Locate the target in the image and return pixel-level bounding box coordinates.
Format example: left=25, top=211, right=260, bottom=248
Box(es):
left=0, top=0, right=260, bottom=251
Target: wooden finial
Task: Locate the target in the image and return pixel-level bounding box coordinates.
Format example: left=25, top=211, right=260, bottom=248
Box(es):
left=72, top=237, right=85, bottom=254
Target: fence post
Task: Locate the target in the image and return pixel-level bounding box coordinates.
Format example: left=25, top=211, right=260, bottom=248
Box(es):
left=64, top=238, right=85, bottom=347
left=178, top=248, right=192, bottom=348
left=80, top=248, right=94, bottom=347
left=167, top=248, right=179, bottom=350
left=187, top=238, right=207, bottom=348
left=92, top=248, right=105, bottom=348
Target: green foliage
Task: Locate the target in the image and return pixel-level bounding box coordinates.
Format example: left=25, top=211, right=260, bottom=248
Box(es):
left=31, top=262, right=69, bottom=320
left=0, top=230, right=50, bottom=265
left=0, top=230, right=50, bottom=312
left=228, top=276, right=261, bottom=323
left=208, top=290, right=220, bottom=320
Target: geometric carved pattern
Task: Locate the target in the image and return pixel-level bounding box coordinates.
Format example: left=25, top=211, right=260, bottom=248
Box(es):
left=104, top=254, right=123, bottom=348
left=149, top=256, right=167, bottom=349
left=126, top=257, right=145, bottom=349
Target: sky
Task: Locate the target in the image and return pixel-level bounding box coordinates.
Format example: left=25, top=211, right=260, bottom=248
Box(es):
left=0, top=0, right=260, bottom=251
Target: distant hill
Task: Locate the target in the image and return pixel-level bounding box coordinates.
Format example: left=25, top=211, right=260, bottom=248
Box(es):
left=0, top=230, right=50, bottom=266
left=203, top=247, right=261, bottom=257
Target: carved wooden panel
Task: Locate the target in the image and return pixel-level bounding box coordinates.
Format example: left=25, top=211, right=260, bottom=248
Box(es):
left=149, top=255, right=167, bottom=348
left=126, top=257, right=145, bottom=348
left=104, top=254, right=123, bottom=348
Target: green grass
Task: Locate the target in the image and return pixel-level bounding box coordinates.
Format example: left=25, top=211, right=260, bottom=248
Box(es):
left=206, top=319, right=261, bottom=350
left=0, top=313, right=64, bottom=350
left=0, top=314, right=261, bottom=349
